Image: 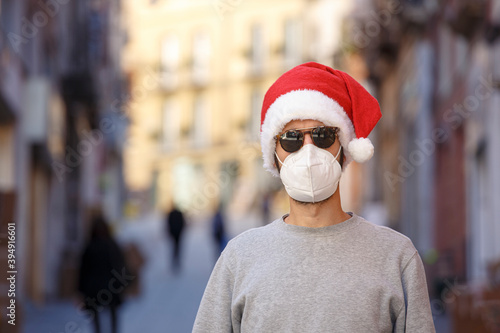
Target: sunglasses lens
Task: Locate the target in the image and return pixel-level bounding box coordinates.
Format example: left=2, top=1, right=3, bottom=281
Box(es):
left=312, top=127, right=336, bottom=148
left=280, top=130, right=303, bottom=152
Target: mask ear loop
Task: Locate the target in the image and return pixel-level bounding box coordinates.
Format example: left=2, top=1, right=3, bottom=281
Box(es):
left=275, top=151, right=286, bottom=167
left=334, top=145, right=342, bottom=160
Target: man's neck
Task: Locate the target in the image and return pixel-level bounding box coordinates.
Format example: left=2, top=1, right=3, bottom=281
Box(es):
left=285, top=191, right=351, bottom=228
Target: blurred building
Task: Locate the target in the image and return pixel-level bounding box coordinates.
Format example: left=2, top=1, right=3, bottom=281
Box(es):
left=0, top=0, right=126, bottom=330
left=343, top=0, right=500, bottom=330
left=122, top=0, right=356, bottom=219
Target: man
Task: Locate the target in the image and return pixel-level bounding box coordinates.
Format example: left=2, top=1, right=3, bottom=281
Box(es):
left=212, top=203, right=228, bottom=259
left=166, top=204, right=186, bottom=272
left=193, top=62, right=435, bottom=332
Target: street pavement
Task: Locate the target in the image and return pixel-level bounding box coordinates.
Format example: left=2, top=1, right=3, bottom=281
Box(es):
left=22, top=210, right=451, bottom=333
left=23, top=212, right=222, bottom=333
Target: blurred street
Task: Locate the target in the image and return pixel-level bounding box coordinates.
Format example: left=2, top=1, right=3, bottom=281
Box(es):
left=1, top=1, right=500, bottom=332
left=22, top=211, right=455, bottom=333
left=22, top=213, right=222, bottom=333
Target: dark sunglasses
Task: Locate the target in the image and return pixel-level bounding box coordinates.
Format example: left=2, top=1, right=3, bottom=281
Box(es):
left=276, top=126, right=339, bottom=153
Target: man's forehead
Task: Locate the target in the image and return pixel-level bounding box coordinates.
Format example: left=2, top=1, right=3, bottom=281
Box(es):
left=282, top=119, right=326, bottom=131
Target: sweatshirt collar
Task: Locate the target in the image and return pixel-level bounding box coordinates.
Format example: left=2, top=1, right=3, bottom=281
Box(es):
left=275, top=212, right=360, bottom=236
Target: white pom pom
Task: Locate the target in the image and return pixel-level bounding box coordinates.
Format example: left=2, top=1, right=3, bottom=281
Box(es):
left=347, top=138, right=374, bottom=163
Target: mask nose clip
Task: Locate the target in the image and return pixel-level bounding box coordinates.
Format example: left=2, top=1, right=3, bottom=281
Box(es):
left=275, top=145, right=342, bottom=168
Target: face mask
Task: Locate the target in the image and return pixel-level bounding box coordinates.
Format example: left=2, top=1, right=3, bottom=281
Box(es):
left=275, top=144, right=342, bottom=203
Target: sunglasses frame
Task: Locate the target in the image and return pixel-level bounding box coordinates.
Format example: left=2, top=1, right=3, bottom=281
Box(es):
left=276, top=126, right=339, bottom=153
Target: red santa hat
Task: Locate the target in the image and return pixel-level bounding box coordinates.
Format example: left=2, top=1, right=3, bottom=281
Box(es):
left=260, top=62, right=382, bottom=177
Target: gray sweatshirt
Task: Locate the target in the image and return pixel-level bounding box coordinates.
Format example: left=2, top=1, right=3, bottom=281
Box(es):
left=193, top=213, right=436, bottom=332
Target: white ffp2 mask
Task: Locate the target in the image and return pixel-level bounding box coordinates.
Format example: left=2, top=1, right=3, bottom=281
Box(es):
left=275, top=144, right=342, bottom=203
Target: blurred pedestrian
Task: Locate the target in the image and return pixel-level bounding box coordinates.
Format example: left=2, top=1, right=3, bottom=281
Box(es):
left=211, top=205, right=227, bottom=259
left=78, top=214, right=129, bottom=333
left=166, top=204, right=186, bottom=273
left=194, top=62, right=435, bottom=332
left=261, top=191, right=272, bottom=225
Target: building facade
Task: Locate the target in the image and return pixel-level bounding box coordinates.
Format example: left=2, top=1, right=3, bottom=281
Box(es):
left=0, top=0, right=126, bottom=330
left=122, top=0, right=357, bottom=224
left=343, top=0, right=500, bottom=329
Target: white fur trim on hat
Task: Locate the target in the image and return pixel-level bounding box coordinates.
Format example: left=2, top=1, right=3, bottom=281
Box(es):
left=347, top=137, right=374, bottom=163
left=261, top=89, right=356, bottom=177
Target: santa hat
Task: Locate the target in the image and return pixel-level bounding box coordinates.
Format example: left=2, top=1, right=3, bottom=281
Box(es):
left=260, top=62, right=382, bottom=177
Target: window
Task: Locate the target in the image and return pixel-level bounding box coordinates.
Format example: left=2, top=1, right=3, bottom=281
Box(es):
left=0, top=1, right=16, bottom=38
left=250, top=23, right=266, bottom=75
left=0, top=125, right=15, bottom=190
left=162, top=99, right=180, bottom=150
left=247, top=89, right=262, bottom=142
left=492, top=0, right=500, bottom=24
left=192, top=30, right=211, bottom=85
left=437, top=25, right=452, bottom=98
left=191, top=94, right=210, bottom=148
left=160, top=34, right=180, bottom=90
left=284, top=19, right=302, bottom=69
left=305, top=22, right=320, bottom=61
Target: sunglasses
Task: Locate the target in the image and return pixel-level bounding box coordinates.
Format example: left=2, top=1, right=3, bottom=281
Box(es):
left=276, top=126, right=339, bottom=153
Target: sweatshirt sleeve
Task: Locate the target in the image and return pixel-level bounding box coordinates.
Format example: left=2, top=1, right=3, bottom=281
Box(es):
left=394, top=252, right=436, bottom=333
left=193, top=251, right=235, bottom=333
